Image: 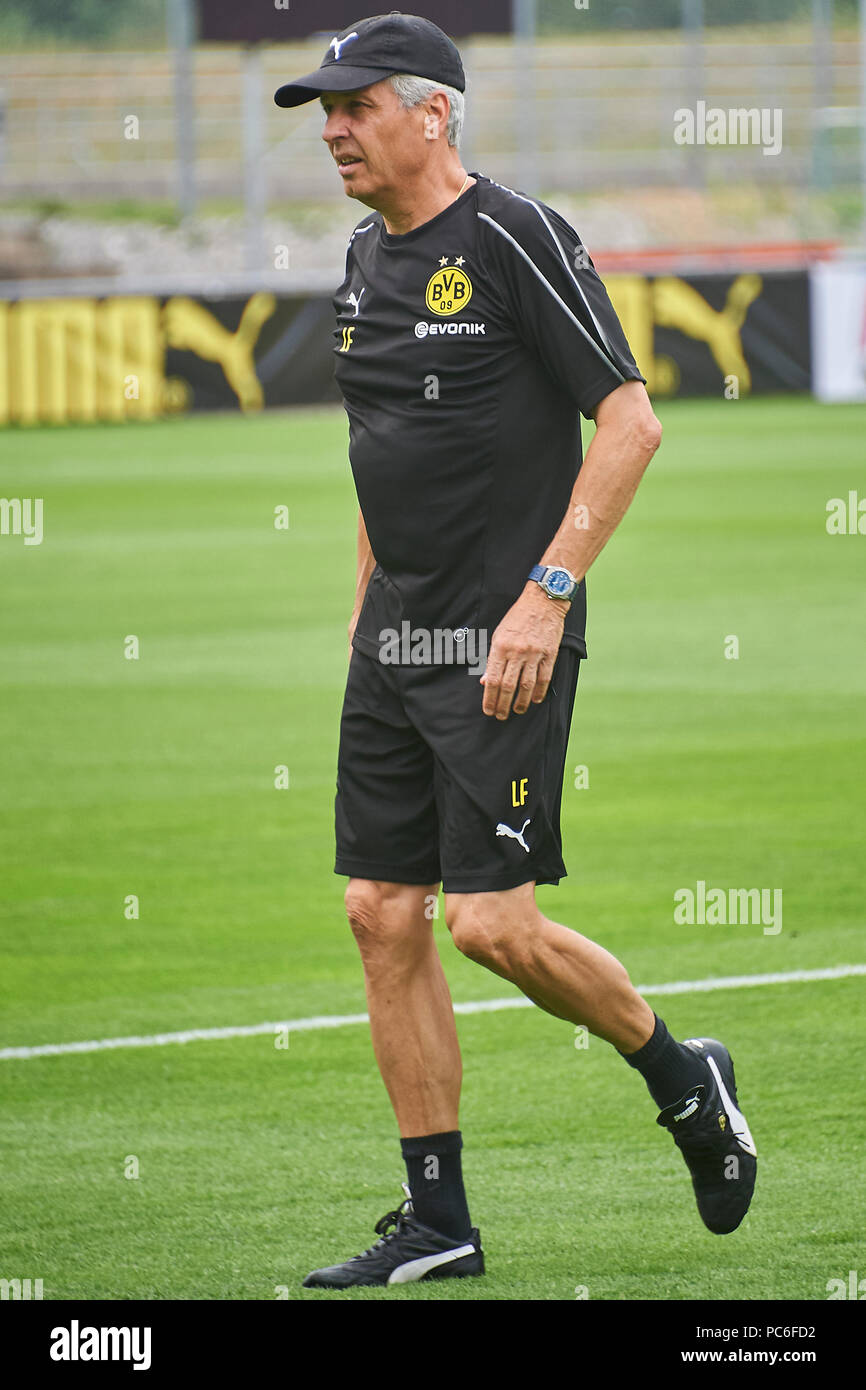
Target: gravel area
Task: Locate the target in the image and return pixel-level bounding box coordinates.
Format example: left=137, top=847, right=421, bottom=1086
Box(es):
left=0, top=186, right=846, bottom=288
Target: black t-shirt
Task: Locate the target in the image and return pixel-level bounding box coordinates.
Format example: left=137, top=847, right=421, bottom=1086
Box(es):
left=332, top=172, right=645, bottom=661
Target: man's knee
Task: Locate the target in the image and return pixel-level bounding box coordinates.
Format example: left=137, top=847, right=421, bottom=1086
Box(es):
left=344, top=879, right=436, bottom=961
left=445, top=884, right=541, bottom=970
left=444, top=894, right=509, bottom=969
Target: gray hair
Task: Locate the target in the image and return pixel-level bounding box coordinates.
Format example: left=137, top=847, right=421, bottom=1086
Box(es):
left=388, top=74, right=465, bottom=148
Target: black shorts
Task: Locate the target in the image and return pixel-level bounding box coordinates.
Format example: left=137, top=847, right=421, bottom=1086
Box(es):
left=334, top=644, right=582, bottom=894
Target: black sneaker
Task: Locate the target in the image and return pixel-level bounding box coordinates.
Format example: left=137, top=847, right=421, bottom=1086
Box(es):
left=656, top=1037, right=757, bottom=1235
left=302, top=1185, right=484, bottom=1288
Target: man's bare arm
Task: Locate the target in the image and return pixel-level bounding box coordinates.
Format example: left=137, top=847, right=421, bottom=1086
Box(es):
left=481, top=381, right=662, bottom=719
left=349, top=508, right=376, bottom=661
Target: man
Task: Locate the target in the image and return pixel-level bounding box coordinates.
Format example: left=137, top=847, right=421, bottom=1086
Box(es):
left=275, top=12, right=757, bottom=1290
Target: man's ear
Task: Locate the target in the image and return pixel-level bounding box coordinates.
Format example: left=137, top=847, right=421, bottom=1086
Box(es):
left=426, top=91, right=451, bottom=137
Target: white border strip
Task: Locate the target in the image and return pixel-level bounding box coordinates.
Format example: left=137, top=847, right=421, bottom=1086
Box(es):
left=486, top=177, right=618, bottom=356
left=1, top=964, right=863, bottom=1061
left=477, top=211, right=627, bottom=383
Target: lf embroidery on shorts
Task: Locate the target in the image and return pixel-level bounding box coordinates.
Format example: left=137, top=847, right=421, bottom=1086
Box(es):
left=495, top=818, right=531, bottom=852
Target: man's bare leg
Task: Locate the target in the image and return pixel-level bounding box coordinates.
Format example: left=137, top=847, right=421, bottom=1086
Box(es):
left=444, top=880, right=654, bottom=1050
left=441, top=879, right=757, bottom=1239
left=301, top=879, right=483, bottom=1286
left=344, top=877, right=460, bottom=1136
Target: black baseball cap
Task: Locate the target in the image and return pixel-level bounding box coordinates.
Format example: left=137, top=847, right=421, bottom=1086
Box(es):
left=273, top=12, right=465, bottom=109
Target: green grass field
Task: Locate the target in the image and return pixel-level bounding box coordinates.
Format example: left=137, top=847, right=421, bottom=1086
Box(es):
left=1, top=397, right=864, bottom=1301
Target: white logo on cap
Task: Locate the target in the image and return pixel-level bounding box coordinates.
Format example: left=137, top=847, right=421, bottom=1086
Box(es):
left=330, top=32, right=359, bottom=62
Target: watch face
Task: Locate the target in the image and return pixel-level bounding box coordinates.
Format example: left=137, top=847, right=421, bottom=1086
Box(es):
left=546, top=569, right=573, bottom=597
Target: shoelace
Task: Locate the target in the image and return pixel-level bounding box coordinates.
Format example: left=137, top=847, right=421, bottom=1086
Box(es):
left=373, top=1201, right=411, bottom=1239
left=355, top=1187, right=415, bottom=1261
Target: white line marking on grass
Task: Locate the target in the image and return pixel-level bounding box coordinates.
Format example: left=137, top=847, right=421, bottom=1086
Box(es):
left=1, top=963, right=864, bottom=1061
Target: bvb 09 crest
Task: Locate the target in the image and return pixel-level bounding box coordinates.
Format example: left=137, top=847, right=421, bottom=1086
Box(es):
left=425, top=266, right=473, bottom=317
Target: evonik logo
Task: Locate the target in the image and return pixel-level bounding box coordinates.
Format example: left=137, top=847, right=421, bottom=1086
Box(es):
left=414, top=322, right=486, bottom=338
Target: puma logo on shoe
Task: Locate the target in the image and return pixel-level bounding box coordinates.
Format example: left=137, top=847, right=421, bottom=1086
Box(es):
left=387, top=1244, right=476, bottom=1285
left=673, top=1092, right=703, bottom=1122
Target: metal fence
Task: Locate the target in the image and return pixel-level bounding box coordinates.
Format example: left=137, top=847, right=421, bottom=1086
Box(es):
left=0, top=33, right=861, bottom=207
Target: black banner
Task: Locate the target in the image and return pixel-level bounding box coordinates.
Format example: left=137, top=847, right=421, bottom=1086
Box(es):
left=0, top=270, right=810, bottom=427
left=3, top=1298, right=861, bottom=1373
left=648, top=270, right=811, bottom=398
left=164, top=294, right=342, bottom=413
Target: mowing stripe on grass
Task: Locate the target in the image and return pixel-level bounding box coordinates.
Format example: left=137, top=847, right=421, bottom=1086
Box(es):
left=1, top=964, right=864, bottom=1061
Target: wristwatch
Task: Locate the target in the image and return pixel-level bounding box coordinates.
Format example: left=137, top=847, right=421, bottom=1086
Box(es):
left=528, top=564, right=581, bottom=603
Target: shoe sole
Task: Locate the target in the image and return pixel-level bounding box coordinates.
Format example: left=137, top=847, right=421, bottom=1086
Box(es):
left=303, top=1243, right=485, bottom=1289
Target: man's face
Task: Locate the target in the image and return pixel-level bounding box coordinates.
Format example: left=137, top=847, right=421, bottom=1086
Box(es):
left=320, top=80, right=426, bottom=205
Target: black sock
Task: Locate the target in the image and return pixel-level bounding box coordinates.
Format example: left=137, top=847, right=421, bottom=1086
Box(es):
left=400, top=1130, right=472, bottom=1241
left=619, top=1014, right=707, bottom=1110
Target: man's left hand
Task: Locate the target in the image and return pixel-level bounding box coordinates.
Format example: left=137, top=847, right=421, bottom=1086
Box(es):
left=481, top=584, right=569, bottom=720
